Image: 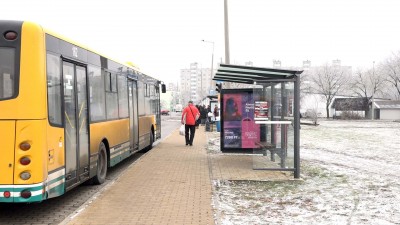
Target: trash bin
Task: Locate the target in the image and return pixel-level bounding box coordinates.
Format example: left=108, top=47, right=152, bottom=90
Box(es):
left=205, top=121, right=210, bottom=132
left=216, top=120, right=221, bottom=132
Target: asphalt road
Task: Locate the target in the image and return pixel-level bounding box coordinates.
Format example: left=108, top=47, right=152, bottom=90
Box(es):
left=0, top=118, right=181, bottom=225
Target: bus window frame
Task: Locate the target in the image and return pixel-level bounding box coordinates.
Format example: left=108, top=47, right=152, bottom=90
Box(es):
left=46, top=52, right=63, bottom=127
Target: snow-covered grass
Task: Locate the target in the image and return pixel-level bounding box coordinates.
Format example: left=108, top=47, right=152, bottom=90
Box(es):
left=208, top=120, right=400, bottom=225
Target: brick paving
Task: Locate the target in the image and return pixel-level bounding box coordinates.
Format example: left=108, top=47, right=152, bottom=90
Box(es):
left=62, top=127, right=290, bottom=225
left=62, top=128, right=214, bottom=225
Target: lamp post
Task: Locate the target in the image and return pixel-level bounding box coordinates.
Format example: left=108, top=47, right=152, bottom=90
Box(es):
left=224, top=0, right=230, bottom=64
left=224, top=0, right=230, bottom=89
left=202, top=40, right=214, bottom=95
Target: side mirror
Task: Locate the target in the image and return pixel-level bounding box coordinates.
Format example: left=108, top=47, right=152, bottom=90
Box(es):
left=161, top=84, right=166, bottom=93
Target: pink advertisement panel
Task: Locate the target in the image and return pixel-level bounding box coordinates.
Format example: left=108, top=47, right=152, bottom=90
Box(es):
left=222, top=91, right=260, bottom=150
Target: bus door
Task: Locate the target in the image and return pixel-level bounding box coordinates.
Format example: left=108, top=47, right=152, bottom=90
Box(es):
left=128, top=80, right=139, bottom=151
left=62, top=61, right=90, bottom=190
left=155, top=88, right=161, bottom=140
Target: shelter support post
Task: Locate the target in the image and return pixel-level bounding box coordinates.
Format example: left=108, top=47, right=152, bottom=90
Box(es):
left=294, top=75, right=300, bottom=178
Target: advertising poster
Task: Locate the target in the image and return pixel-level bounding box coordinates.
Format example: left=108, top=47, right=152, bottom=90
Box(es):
left=222, top=90, right=260, bottom=151
left=254, top=101, right=269, bottom=120
left=223, top=93, right=243, bottom=148
left=223, top=121, right=241, bottom=148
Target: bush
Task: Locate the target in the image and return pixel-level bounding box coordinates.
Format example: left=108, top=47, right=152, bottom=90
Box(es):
left=340, top=111, right=362, bottom=120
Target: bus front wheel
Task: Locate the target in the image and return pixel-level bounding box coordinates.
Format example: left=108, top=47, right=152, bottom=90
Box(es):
left=92, top=142, right=108, bottom=184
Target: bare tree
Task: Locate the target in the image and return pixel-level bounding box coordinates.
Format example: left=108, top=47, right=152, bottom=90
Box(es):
left=310, top=63, right=350, bottom=118
left=351, top=66, right=387, bottom=100
left=382, top=52, right=400, bottom=99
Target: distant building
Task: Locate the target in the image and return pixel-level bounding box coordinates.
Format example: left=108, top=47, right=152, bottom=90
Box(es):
left=302, top=60, right=311, bottom=70
left=244, top=61, right=253, bottom=67
left=180, top=62, right=213, bottom=104
left=372, top=100, right=400, bottom=120
left=167, top=82, right=178, bottom=92
left=331, top=97, right=369, bottom=119
left=329, top=98, right=400, bottom=120
left=273, top=60, right=281, bottom=68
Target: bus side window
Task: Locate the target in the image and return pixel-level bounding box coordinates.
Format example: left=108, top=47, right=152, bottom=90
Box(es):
left=46, top=53, right=62, bottom=126
left=1, top=72, right=13, bottom=98
left=105, top=72, right=118, bottom=120
left=88, top=66, right=105, bottom=121
left=0, top=48, right=15, bottom=99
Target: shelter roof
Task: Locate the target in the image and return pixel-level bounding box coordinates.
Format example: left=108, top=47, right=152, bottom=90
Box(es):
left=207, top=95, right=218, bottom=100
left=213, top=64, right=303, bottom=84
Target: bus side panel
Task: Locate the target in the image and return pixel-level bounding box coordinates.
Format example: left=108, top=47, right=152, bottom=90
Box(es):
left=46, top=125, right=65, bottom=171
left=20, top=22, right=47, bottom=118
left=138, top=115, right=154, bottom=151
left=0, top=121, right=16, bottom=185
left=89, top=119, right=129, bottom=175
left=46, top=125, right=65, bottom=198
left=20, top=22, right=47, bottom=117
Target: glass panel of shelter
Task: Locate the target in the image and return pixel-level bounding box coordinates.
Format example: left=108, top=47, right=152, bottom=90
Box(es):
left=252, top=82, right=295, bottom=170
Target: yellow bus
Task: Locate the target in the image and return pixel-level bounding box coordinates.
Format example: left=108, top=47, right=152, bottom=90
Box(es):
left=0, top=20, right=165, bottom=203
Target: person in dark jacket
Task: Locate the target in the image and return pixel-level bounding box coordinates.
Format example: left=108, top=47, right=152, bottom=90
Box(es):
left=213, top=105, right=219, bottom=118
left=195, top=105, right=201, bottom=129
left=200, top=105, right=207, bottom=125
left=181, top=100, right=200, bottom=146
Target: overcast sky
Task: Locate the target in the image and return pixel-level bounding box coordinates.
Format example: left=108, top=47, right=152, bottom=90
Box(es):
left=2, top=0, right=400, bottom=83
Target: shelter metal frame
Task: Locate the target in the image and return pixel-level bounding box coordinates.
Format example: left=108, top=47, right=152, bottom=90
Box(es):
left=213, top=64, right=303, bottom=178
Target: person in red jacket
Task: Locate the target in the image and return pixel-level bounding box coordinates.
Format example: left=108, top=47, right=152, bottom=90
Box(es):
left=181, top=100, right=200, bottom=146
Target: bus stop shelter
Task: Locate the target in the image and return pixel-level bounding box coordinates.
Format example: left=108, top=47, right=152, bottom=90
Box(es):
left=213, top=64, right=303, bottom=178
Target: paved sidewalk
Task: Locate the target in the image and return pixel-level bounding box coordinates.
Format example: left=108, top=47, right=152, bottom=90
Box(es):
left=62, top=126, right=291, bottom=225
left=63, top=128, right=214, bottom=225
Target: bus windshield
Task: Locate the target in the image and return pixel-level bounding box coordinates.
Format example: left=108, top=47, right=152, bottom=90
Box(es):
left=0, top=47, right=15, bottom=99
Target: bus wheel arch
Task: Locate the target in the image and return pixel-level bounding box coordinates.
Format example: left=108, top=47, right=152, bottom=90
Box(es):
left=142, top=126, right=154, bottom=153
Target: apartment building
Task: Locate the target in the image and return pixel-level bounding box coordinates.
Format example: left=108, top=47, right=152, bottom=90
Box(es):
left=180, top=62, right=213, bottom=104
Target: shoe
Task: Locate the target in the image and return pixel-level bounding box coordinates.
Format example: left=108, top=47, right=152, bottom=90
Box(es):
left=189, top=143, right=193, bottom=146
left=186, top=143, right=189, bottom=146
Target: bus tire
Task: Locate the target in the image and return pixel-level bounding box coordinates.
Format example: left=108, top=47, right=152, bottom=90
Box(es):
left=142, top=130, right=154, bottom=153
left=148, top=130, right=154, bottom=150
left=92, top=142, right=108, bottom=185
